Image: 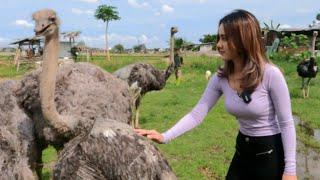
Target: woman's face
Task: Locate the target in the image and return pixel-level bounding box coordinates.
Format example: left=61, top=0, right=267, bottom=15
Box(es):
left=217, top=25, right=238, bottom=61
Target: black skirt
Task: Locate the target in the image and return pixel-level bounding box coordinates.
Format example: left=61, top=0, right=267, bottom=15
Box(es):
left=226, top=131, right=285, bottom=180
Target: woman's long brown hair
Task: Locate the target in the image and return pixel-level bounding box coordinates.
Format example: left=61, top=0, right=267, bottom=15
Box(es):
left=217, top=9, right=269, bottom=92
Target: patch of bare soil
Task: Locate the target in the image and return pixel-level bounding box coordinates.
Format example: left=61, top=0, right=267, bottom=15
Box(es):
left=198, top=166, right=220, bottom=180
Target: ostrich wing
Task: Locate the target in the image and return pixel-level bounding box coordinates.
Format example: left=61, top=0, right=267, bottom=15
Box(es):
left=0, top=80, right=36, bottom=180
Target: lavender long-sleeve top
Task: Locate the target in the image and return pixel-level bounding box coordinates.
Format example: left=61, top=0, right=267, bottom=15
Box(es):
left=162, top=63, right=296, bottom=175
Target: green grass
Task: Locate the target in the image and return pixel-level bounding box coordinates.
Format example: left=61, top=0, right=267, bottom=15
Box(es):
left=0, top=55, right=34, bottom=79
left=41, top=146, right=58, bottom=179
left=0, top=54, right=319, bottom=179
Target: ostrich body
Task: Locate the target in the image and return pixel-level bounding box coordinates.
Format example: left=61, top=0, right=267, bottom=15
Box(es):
left=297, top=30, right=318, bottom=98
left=16, top=9, right=176, bottom=179
left=53, top=119, right=176, bottom=180
left=113, top=27, right=178, bottom=128
left=0, top=80, right=37, bottom=179
left=297, top=57, right=318, bottom=98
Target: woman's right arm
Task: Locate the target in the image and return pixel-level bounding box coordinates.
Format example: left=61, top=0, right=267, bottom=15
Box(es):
left=136, top=75, right=223, bottom=143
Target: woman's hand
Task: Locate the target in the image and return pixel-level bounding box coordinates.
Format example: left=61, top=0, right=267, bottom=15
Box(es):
left=134, top=129, right=164, bottom=144
left=282, top=174, right=297, bottom=180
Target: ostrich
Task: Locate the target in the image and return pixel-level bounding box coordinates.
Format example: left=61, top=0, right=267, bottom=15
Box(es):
left=297, top=31, right=318, bottom=98
left=15, top=8, right=132, bottom=173
left=0, top=80, right=38, bottom=179
left=53, top=118, right=176, bottom=180
left=297, top=57, right=318, bottom=98
left=16, top=9, right=176, bottom=178
left=113, top=27, right=178, bottom=128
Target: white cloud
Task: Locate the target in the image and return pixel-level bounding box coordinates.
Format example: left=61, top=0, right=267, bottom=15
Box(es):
left=0, top=37, right=10, bottom=47
left=279, top=24, right=292, bottom=29
left=162, top=4, right=174, bottom=13
left=128, top=0, right=149, bottom=8
left=295, top=8, right=313, bottom=14
left=139, top=34, right=149, bottom=44
left=194, top=0, right=207, bottom=3
left=77, top=0, right=98, bottom=3
left=154, top=12, right=161, bottom=16
left=171, top=0, right=207, bottom=4
left=71, top=8, right=94, bottom=15
left=14, top=20, right=33, bottom=28
left=160, top=23, right=166, bottom=28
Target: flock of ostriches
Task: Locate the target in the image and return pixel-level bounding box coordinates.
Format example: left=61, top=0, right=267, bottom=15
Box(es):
left=0, top=9, right=177, bottom=180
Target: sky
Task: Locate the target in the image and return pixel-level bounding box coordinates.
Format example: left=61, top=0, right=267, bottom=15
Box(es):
left=0, top=0, right=319, bottom=49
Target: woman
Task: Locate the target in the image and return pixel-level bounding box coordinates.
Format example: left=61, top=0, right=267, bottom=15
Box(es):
left=135, top=9, right=297, bottom=180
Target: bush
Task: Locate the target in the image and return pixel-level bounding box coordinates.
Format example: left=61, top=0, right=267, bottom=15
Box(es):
left=269, top=51, right=312, bottom=63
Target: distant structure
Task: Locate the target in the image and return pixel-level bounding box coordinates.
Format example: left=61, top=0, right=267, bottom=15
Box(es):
left=10, top=37, right=43, bottom=59
left=278, top=25, right=320, bottom=52
left=60, top=31, right=81, bottom=59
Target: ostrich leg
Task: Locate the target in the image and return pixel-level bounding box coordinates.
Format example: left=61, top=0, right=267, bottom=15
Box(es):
left=306, top=78, right=312, bottom=98
left=301, top=78, right=306, bottom=98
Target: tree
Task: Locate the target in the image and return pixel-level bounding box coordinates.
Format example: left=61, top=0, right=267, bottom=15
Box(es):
left=133, top=44, right=147, bottom=53
left=199, top=34, right=217, bottom=44
left=174, top=37, right=193, bottom=50
left=95, top=5, right=120, bottom=61
left=317, top=12, right=320, bottom=21
left=263, top=20, right=280, bottom=31
left=112, top=44, right=124, bottom=53
left=199, top=34, right=217, bottom=49
left=174, top=37, right=184, bottom=50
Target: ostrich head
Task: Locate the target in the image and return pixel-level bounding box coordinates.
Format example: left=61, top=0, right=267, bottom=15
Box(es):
left=313, top=31, right=318, bottom=38
left=32, top=9, right=60, bottom=37
left=171, top=27, right=178, bottom=36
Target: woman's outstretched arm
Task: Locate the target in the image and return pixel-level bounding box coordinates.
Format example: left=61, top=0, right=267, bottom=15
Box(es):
left=135, top=74, right=223, bottom=143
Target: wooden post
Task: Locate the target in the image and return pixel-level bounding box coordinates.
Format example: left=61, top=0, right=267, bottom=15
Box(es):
left=14, top=48, right=21, bottom=66
left=86, top=48, right=89, bottom=62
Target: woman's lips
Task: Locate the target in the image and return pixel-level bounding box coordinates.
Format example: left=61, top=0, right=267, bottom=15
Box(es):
left=219, top=51, right=225, bottom=55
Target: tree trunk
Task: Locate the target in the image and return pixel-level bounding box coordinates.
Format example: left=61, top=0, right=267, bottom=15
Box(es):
left=105, top=22, right=111, bottom=61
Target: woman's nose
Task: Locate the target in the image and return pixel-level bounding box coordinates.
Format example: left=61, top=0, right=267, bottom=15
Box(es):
left=216, top=40, right=222, bottom=49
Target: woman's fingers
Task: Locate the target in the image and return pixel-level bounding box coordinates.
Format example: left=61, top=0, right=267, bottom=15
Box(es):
left=134, top=129, right=164, bottom=143
left=134, top=129, right=150, bottom=136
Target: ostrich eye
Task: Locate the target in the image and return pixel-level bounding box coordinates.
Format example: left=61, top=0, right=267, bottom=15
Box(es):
left=49, top=17, right=56, bottom=22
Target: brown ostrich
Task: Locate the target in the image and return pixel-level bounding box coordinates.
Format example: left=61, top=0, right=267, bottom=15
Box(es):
left=0, top=80, right=38, bottom=179
left=113, top=27, right=178, bottom=128
left=16, top=9, right=176, bottom=179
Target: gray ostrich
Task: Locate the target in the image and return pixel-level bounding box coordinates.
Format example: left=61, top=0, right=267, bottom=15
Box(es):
left=113, top=27, right=178, bottom=128
left=16, top=9, right=176, bottom=179
left=15, top=9, right=132, bottom=173
left=53, top=118, right=176, bottom=180
left=0, top=80, right=37, bottom=180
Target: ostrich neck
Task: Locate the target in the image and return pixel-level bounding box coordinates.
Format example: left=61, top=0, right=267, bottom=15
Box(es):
left=163, top=34, right=175, bottom=80
left=40, top=30, right=61, bottom=123
left=311, top=31, right=318, bottom=57
left=169, top=34, right=174, bottom=64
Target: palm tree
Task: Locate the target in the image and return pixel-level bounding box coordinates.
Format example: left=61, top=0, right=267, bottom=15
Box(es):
left=263, top=20, right=280, bottom=31
left=95, top=5, right=121, bottom=61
